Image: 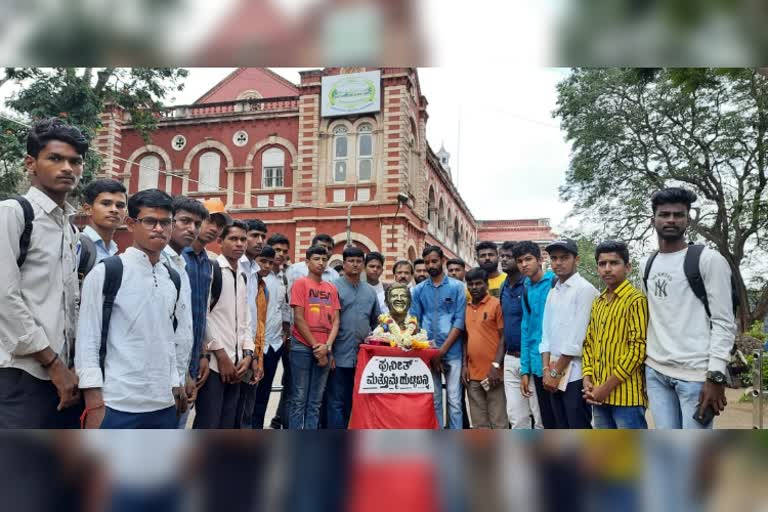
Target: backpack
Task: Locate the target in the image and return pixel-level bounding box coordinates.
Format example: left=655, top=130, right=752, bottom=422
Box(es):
left=98, top=255, right=181, bottom=374
left=12, top=195, right=98, bottom=279
left=642, top=244, right=741, bottom=318
left=209, top=259, right=247, bottom=312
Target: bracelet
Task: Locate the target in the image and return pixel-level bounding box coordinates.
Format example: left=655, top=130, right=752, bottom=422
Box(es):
left=41, top=353, right=59, bottom=369
left=79, top=404, right=105, bottom=429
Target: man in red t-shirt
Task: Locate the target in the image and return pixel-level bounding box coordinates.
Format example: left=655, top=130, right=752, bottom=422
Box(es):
left=288, top=244, right=340, bottom=429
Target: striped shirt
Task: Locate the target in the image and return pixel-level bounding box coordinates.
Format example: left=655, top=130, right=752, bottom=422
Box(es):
left=582, top=279, right=648, bottom=407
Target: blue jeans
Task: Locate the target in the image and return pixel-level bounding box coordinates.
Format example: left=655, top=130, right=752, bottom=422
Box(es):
left=433, top=357, right=463, bottom=429
left=109, top=486, right=180, bottom=512
left=325, top=366, right=356, bottom=429
left=592, top=404, right=648, bottom=429
left=645, top=366, right=711, bottom=429
left=100, top=406, right=177, bottom=429
left=288, top=338, right=331, bottom=430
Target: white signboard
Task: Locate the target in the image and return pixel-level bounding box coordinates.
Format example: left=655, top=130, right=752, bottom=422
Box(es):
left=358, top=355, right=434, bottom=394
left=321, top=70, right=381, bottom=117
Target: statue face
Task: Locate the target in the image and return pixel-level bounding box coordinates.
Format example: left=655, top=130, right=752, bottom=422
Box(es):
left=387, top=287, right=411, bottom=315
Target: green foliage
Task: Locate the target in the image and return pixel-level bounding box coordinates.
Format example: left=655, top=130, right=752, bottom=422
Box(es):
left=739, top=353, right=768, bottom=390
left=554, top=68, right=768, bottom=329
left=746, top=321, right=767, bottom=342
left=0, top=67, right=187, bottom=201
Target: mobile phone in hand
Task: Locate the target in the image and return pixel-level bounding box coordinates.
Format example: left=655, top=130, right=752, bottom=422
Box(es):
left=480, top=378, right=491, bottom=391
left=693, top=403, right=715, bottom=427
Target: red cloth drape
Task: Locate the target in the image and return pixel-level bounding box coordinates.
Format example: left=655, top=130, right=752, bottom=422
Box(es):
left=348, top=344, right=440, bottom=429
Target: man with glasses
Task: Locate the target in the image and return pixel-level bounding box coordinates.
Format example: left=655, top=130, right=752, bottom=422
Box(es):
left=162, top=196, right=209, bottom=428
left=76, top=189, right=190, bottom=428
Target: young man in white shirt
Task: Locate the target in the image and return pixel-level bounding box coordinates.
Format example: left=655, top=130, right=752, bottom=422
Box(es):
left=162, top=196, right=207, bottom=428
left=194, top=220, right=258, bottom=429
left=0, top=118, right=85, bottom=428
left=80, top=179, right=128, bottom=264
left=365, top=251, right=389, bottom=314
left=641, top=188, right=737, bottom=429
left=539, top=239, right=599, bottom=429
left=77, top=189, right=190, bottom=428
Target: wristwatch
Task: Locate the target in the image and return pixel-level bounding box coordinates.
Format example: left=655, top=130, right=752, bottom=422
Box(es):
left=706, top=371, right=726, bottom=385
left=549, top=368, right=563, bottom=379
left=491, top=361, right=501, bottom=370
left=242, top=349, right=254, bottom=359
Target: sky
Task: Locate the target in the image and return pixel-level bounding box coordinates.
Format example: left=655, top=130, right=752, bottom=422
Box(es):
left=173, top=66, right=575, bottom=230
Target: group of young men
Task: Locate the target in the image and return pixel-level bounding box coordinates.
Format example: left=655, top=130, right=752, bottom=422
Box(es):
left=0, top=119, right=737, bottom=430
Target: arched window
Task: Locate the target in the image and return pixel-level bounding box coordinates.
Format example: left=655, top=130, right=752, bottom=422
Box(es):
left=262, top=147, right=285, bottom=188
left=453, top=218, right=460, bottom=248
left=198, top=151, right=221, bottom=192
left=428, top=187, right=436, bottom=231
left=333, top=126, right=348, bottom=183
left=357, top=123, right=373, bottom=181
left=437, top=198, right=446, bottom=235
left=138, top=154, right=160, bottom=190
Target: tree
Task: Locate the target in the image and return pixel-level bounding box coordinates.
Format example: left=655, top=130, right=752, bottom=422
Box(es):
left=0, top=67, right=188, bottom=199
left=554, top=68, right=768, bottom=331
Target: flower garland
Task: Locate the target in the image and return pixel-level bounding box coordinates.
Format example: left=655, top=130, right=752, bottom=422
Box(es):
left=369, top=313, right=431, bottom=350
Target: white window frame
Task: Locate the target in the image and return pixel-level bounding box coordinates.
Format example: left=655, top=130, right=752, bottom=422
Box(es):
left=198, top=151, right=221, bottom=192
left=333, top=126, right=349, bottom=183
left=262, top=148, right=285, bottom=189
left=138, top=154, right=160, bottom=190
left=357, top=123, right=373, bottom=182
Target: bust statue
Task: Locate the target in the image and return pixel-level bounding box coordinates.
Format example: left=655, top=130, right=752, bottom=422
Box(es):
left=385, top=283, right=411, bottom=328
left=369, top=283, right=431, bottom=350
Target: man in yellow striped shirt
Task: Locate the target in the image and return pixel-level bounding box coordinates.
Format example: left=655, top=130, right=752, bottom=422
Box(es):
left=583, top=241, right=649, bottom=429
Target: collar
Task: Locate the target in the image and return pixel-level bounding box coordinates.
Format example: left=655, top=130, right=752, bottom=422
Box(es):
left=600, top=279, right=632, bottom=299
left=556, top=272, right=580, bottom=289
left=427, top=273, right=448, bottom=288
left=470, top=294, right=491, bottom=307
left=217, top=253, right=236, bottom=271
left=163, top=244, right=185, bottom=266
left=507, top=273, right=525, bottom=287
left=239, top=254, right=260, bottom=274
left=83, top=225, right=117, bottom=250
left=183, top=245, right=209, bottom=261
left=124, top=247, right=164, bottom=269
left=26, top=186, right=76, bottom=217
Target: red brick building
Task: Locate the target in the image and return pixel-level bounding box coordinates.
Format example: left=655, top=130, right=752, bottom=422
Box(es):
left=95, top=68, right=553, bottom=269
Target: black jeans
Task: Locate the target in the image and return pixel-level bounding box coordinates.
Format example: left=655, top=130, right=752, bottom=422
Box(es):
left=272, top=345, right=291, bottom=428
left=545, top=379, right=592, bottom=429
left=0, top=368, right=82, bottom=428
left=533, top=375, right=557, bottom=429
left=251, top=345, right=283, bottom=429
left=193, top=370, right=241, bottom=429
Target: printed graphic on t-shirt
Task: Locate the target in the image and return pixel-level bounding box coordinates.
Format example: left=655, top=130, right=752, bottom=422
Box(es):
left=649, top=271, right=674, bottom=299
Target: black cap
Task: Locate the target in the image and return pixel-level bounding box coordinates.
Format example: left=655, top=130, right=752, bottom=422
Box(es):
left=545, top=239, right=578, bottom=256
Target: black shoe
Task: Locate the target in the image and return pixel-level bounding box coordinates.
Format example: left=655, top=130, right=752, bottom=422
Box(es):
left=270, top=417, right=283, bottom=429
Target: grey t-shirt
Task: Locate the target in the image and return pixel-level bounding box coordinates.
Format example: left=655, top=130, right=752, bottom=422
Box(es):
left=332, top=276, right=380, bottom=368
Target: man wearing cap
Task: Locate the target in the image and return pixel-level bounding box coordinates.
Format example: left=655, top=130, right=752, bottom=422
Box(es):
left=181, top=198, right=231, bottom=424
left=539, top=239, right=599, bottom=429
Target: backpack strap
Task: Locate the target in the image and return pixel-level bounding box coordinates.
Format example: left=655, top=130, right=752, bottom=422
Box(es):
left=77, top=233, right=98, bottom=280
left=209, top=259, right=222, bottom=312
left=99, top=256, right=124, bottom=374
left=162, top=262, right=182, bottom=331
left=642, top=250, right=659, bottom=292
left=683, top=244, right=711, bottom=318
left=12, top=196, right=34, bottom=268
left=522, top=285, right=531, bottom=314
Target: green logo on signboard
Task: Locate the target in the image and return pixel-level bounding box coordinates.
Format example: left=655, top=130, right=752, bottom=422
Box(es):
left=329, top=76, right=377, bottom=112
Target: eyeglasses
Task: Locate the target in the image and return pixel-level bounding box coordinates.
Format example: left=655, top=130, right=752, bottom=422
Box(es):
left=174, top=216, right=203, bottom=229
left=134, top=217, right=173, bottom=229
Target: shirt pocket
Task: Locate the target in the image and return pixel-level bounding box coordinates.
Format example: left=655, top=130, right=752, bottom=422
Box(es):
left=439, top=296, right=455, bottom=314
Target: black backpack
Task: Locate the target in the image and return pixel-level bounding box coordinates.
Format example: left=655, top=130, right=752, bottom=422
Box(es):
left=12, top=195, right=98, bottom=279
left=642, top=244, right=741, bottom=318
left=98, top=256, right=181, bottom=374
left=209, top=258, right=247, bottom=312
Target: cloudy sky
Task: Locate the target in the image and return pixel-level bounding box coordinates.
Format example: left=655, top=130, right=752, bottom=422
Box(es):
left=176, top=66, right=574, bottom=230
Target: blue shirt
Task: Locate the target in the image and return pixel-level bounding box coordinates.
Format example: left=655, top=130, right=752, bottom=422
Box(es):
left=82, top=225, right=118, bottom=263
left=333, top=276, right=380, bottom=368
left=499, top=274, right=525, bottom=354
left=520, top=270, right=556, bottom=377
left=182, top=246, right=213, bottom=378
left=410, top=274, right=466, bottom=360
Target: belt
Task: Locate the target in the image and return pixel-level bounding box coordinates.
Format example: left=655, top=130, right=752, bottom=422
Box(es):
left=505, top=349, right=520, bottom=357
